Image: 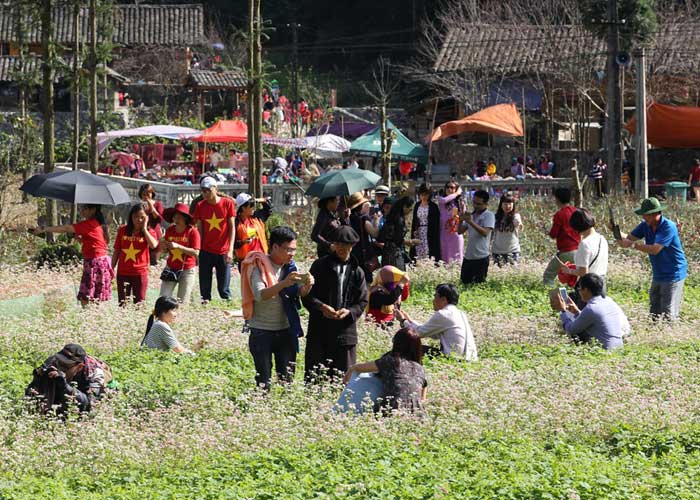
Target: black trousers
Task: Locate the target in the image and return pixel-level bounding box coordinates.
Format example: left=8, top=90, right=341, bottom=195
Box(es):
left=248, top=328, right=297, bottom=390
left=460, top=257, right=490, bottom=285
left=304, top=336, right=356, bottom=383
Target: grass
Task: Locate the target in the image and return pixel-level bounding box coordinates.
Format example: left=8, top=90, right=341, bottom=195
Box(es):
left=0, top=195, right=699, bottom=498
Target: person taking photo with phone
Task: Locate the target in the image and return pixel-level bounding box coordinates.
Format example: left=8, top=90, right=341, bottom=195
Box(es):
left=241, top=226, right=314, bottom=390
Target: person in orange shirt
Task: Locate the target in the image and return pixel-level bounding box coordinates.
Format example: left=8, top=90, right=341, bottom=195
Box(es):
left=112, top=203, right=159, bottom=305
left=234, top=193, right=272, bottom=269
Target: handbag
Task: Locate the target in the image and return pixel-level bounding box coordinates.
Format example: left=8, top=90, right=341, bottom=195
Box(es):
left=160, top=267, right=182, bottom=282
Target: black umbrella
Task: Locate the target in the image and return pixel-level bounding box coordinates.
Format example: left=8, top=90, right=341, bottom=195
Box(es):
left=20, top=170, right=131, bottom=206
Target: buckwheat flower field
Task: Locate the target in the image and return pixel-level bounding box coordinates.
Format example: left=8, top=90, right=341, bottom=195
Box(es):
left=1, top=197, right=699, bottom=499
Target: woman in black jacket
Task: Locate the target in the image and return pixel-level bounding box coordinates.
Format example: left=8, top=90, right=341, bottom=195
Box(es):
left=310, top=196, right=341, bottom=257
left=410, top=184, right=441, bottom=263
left=378, top=196, right=419, bottom=271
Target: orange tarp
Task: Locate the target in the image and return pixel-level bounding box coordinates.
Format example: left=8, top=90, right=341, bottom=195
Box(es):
left=428, top=103, right=524, bottom=142
left=626, top=103, right=700, bottom=149
left=191, top=120, right=248, bottom=143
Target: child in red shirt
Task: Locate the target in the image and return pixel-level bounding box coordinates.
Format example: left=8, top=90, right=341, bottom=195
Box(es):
left=543, top=188, right=581, bottom=286
left=32, top=205, right=113, bottom=305
left=112, top=203, right=159, bottom=304
left=160, top=203, right=201, bottom=304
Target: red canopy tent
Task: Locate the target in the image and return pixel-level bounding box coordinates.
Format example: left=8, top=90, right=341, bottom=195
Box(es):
left=626, top=102, right=700, bottom=148
left=427, top=103, right=524, bottom=142
left=191, top=120, right=249, bottom=143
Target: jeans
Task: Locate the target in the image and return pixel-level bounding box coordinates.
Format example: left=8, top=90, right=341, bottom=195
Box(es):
left=460, top=257, right=489, bottom=285
left=198, top=250, right=231, bottom=301
left=159, top=268, right=197, bottom=304
left=649, top=279, right=684, bottom=320
left=543, top=251, right=576, bottom=286
left=248, top=328, right=297, bottom=390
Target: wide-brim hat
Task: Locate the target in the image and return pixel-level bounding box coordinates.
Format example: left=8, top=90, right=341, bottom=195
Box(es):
left=347, top=192, right=368, bottom=211
left=163, top=203, right=193, bottom=223
left=375, top=185, right=390, bottom=195
left=634, top=197, right=666, bottom=215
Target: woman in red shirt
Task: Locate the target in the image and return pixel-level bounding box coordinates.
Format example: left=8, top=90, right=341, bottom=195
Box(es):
left=159, top=203, right=201, bottom=304
left=31, top=205, right=113, bottom=305
left=112, top=203, right=159, bottom=305
left=138, top=184, right=164, bottom=266
left=688, top=158, right=700, bottom=203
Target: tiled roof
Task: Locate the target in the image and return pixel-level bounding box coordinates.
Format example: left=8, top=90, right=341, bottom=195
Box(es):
left=0, top=55, right=126, bottom=83
left=0, top=55, right=40, bottom=82
left=433, top=24, right=700, bottom=76
left=189, top=69, right=246, bottom=89
left=0, top=4, right=206, bottom=47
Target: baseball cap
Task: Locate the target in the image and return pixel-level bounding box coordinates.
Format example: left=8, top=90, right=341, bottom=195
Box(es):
left=375, top=185, right=390, bottom=195
left=200, top=176, right=218, bottom=190
left=235, top=193, right=253, bottom=207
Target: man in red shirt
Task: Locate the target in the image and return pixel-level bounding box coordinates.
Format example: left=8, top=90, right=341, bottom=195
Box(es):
left=193, top=177, right=236, bottom=302
left=543, top=188, right=581, bottom=286
left=688, top=158, right=700, bottom=203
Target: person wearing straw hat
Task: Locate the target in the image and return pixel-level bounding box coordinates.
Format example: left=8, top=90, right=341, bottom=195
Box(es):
left=160, top=203, right=201, bottom=304
left=347, top=192, right=381, bottom=283
left=615, top=197, right=687, bottom=320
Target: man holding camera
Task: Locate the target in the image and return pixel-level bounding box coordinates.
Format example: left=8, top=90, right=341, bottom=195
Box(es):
left=25, top=344, right=109, bottom=415
left=241, top=226, right=314, bottom=390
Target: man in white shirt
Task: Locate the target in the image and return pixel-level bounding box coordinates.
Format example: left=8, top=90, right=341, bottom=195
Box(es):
left=458, top=190, right=496, bottom=285
left=395, top=283, right=477, bottom=361
left=560, top=208, right=609, bottom=281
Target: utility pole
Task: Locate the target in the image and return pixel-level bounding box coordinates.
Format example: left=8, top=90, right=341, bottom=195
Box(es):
left=605, top=0, right=623, bottom=194
left=246, top=0, right=262, bottom=198
left=287, top=21, right=300, bottom=138
left=634, top=47, right=648, bottom=198
left=41, top=0, right=57, bottom=238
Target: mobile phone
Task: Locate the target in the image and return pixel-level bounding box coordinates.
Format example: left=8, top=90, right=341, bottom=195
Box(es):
left=558, top=287, right=569, bottom=304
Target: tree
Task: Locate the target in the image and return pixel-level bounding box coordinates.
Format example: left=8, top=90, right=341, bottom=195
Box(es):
left=41, top=0, right=58, bottom=236
left=361, top=56, right=400, bottom=184
left=247, top=0, right=263, bottom=198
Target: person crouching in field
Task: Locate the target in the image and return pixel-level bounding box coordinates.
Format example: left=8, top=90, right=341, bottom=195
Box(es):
left=366, top=266, right=410, bottom=326
left=25, top=343, right=111, bottom=416
left=551, top=273, right=630, bottom=350
left=142, top=296, right=195, bottom=354
left=31, top=204, right=113, bottom=305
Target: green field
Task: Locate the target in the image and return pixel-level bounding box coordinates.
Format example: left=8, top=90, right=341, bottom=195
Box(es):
left=1, top=196, right=699, bottom=499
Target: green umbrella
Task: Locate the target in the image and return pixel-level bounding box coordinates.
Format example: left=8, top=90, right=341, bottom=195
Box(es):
left=305, top=168, right=382, bottom=198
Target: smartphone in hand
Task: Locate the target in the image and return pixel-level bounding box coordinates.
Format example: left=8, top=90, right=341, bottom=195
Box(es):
left=558, top=287, right=569, bottom=304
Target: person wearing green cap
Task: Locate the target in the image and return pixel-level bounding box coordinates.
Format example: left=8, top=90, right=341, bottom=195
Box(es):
left=615, top=197, right=687, bottom=320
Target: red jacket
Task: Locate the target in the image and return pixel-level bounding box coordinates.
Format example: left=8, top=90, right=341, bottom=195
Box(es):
left=549, top=205, right=580, bottom=253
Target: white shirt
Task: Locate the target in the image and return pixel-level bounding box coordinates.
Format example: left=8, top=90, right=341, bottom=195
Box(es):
left=406, top=304, right=478, bottom=361
left=574, top=230, right=608, bottom=276
left=209, top=152, right=223, bottom=167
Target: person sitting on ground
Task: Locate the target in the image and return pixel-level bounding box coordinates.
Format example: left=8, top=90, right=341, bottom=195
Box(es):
left=552, top=273, right=630, bottom=350
left=25, top=343, right=111, bottom=415
left=142, top=296, right=195, bottom=354
left=342, top=327, right=427, bottom=414
left=394, top=283, right=477, bottom=360
left=366, top=266, right=410, bottom=325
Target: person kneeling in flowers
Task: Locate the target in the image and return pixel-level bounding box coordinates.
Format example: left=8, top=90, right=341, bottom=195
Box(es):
left=394, top=283, right=478, bottom=361
left=25, top=343, right=111, bottom=416
left=551, top=273, right=629, bottom=350
left=142, top=296, right=195, bottom=354
left=366, top=266, right=410, bottom=326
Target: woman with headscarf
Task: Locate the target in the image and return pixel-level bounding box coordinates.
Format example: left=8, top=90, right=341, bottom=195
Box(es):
left=366, top=266, right=410, bottom=325
left=310, top=196, right=341, bottom=258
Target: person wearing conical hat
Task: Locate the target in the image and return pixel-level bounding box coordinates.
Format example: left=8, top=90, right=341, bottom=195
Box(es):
left=615, top=197, right=687, bottom=320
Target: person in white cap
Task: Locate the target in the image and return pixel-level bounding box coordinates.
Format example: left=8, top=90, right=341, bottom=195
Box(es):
left=234, top=193, right=272, bottom=268
left=192, top=176, right=236, bottom=302
left=372, top=185, right=391, bottom=216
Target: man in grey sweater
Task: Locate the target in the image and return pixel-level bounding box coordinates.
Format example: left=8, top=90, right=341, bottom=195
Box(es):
left=247, top=226, right=314, bottom=390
